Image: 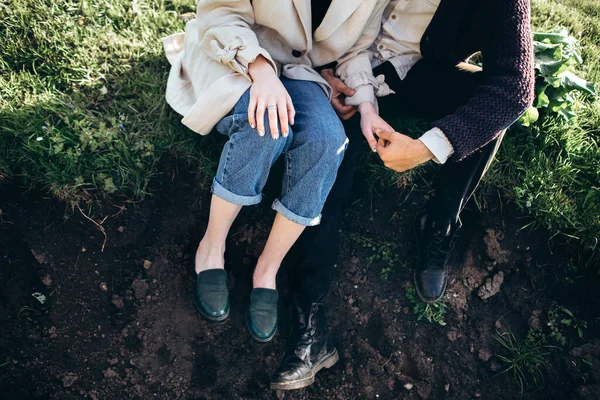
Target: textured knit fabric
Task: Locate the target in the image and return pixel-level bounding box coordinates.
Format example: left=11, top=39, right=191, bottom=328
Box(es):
left=419, top=0, right=535, bottom=161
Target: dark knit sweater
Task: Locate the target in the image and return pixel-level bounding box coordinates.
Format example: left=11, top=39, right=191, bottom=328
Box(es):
left=421, top=0, right=535, bottom=161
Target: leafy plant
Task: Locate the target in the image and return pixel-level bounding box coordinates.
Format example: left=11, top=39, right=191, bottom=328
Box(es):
left=351, top=234, right=405, bottom=280
left=547, top=305, right=587, bottom=345
left=405, top=287, right=447, bottom=326
left=520, top=27, right=598, bottom=126
left=494, top=329, right=554, bottom=393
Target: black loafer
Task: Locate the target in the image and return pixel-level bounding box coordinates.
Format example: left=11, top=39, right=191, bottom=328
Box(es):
left=246, top=288, right=278, bottom=343
left=193, top=269, right=229, bottom=322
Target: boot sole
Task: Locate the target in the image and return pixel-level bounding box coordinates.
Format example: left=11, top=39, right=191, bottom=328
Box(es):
left=270, top=348, right=339, bottom=391
left=193, top=297, right=229, bottom=323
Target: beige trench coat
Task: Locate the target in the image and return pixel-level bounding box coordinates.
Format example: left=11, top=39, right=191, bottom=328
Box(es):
left=163, top=0, right=390, bottom=135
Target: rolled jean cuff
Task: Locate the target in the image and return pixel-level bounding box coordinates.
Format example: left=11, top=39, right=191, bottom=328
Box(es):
left=211, top=178, right=262, bottom=206
left=272, top=199, right=321, bottom=227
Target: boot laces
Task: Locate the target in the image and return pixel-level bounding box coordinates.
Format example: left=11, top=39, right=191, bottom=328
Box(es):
left=428, top=231, right=454, bottom=267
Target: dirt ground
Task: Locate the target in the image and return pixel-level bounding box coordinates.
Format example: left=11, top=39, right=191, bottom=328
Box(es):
left=1, top=159, right=600, bottom=400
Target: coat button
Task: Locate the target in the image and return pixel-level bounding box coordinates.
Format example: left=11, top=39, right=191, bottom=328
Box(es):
left=292, top=50, right=302, bottom=57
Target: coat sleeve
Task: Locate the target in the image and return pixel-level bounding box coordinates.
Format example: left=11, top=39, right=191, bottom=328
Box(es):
left=432, top=0, right=535, bottom=161
left=335, top=0, right=392, bottom=109
left=196, top=0, right=277, bottom=78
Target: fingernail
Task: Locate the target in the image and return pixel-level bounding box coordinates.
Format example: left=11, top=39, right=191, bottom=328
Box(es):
left=250, top=122, right=255, bottom=128
left=258, top=129, right=265, bottom=136
left=273, top=132, right=279, bottom=139
left=282, top=131, right=288, bottom=137
left=372, top=145, right=377, bottom=152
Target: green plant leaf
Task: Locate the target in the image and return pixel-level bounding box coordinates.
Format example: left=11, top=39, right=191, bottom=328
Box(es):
left=519, top=106, right=540, bottom=127
left=560, top=71, right=598, bottom=96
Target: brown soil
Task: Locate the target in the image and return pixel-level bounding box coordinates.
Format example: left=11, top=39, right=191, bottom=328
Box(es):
left=1, top=159, right=599, bottom=400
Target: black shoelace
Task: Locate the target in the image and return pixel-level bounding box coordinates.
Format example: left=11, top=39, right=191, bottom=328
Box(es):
left=428, top=231, right=455, bottom=268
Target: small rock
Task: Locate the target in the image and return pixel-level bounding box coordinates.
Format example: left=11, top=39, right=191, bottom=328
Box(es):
left=111, top=294, right=124, bottom=309
left=103, top=368, right=118, bottom=378
left=131, top=279, right=149, bottom=300
left=529, top=310, right=543, bottom=330
left=99, top=282, right=108, bottom=292
left=143, top=260, right=152, bottom=270
left=62, top=372, right=78, bottom=387
left=117, top=226, right=125, bottom=233
left=483, top=229, right=510, bottom=264
left=445, top=383, right=450, bottom=392
left=403, top=383, right=413, bottom=390
left=48, top=326, right=57, bottom=338
left=41, top=275, right=52, bottom=286
left=478, top=348, right=492, bottom=362
left=490, top=362, right=501, bottom=372
left=31, top=249, right=49, bottom=264
left=81, top=247, right=87, bottom=253
left=478, top=271, right=505, bottom=300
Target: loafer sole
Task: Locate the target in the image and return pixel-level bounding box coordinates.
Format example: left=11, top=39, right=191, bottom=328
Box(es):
left=193, top=297, right=229, bottom=323
left=246, top=313, right=277, bottom=343
left=270, top=348, right=339, bottom=391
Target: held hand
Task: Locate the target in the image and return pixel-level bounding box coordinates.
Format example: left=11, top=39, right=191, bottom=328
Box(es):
left=359, top=102, right=394, bottom=152
left=320, top=68, right=357, bottom=120
left=248, top=55, right=295, bottom=139
left=376, top=131, right=435, bottom=172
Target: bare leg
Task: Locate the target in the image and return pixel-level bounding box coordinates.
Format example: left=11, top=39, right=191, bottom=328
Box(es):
left=195, top=195, right=242, bottom=274
left=253, top=213, right=306, bottom=289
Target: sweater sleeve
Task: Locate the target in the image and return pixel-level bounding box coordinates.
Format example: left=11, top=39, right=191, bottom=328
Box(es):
left=432, top=0, right=535, bottom=161
left=335, top=0, right=392, bottom=109
left=196, top=0, right=277, bottom=79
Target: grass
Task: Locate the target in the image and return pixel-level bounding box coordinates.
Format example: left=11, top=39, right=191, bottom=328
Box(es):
left=0, top=0, right=599, bottom=264
left=494, top=329, right=554, bottom=393
left=487, top=0, right=600, bottom=261
left=0, top=0, right=212, bottom=206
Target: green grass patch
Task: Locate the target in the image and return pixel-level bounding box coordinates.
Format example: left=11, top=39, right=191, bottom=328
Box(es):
left=0, top=0, right=210, bottom=205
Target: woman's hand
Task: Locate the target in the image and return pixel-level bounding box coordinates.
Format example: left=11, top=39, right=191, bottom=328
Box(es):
left=247, top=56, right=295, bottom=139
left=359, top=102, right=394, bottom=152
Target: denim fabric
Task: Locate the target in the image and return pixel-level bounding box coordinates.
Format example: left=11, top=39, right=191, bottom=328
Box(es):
left=212, top=76, right=347, bottom=226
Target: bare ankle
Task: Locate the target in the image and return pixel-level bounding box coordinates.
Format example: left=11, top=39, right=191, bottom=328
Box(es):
left=253, top=260, right=278, bottom=290
left=195, top=239, right=225, bottom=273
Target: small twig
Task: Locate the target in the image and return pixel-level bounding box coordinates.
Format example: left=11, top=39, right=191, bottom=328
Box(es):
left=77, top=205, right=107, bottom=252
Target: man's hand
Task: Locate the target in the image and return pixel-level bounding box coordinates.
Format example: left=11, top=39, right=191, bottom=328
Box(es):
left=376, top=131, right=435, bottom=172
left=320, top=68, right=357, bottom=120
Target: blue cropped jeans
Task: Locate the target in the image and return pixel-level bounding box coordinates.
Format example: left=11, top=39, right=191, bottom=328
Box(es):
left=212, top=77, right=348, bottom=226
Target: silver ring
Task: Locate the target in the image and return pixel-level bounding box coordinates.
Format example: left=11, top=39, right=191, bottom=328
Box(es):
left=267, top=104, right=277, bottom=110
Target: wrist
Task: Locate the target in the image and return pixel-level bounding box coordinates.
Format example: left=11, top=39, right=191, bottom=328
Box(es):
left=358, top=101, right=376, bottom=115
left=415, top=138, right=434, bottom=163
left=248, top=55, right=275, bottom=80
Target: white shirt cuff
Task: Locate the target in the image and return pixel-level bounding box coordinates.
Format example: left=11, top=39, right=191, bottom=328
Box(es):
left=418, top=127, right=454, bottom=164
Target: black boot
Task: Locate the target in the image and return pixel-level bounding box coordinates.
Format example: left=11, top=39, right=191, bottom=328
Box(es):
left=413, top=212, right=460, bottom=303
left=270, top=300, right=339, bottom=390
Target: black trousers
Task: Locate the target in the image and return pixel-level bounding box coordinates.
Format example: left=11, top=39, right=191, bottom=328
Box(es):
left=289, top=59, right=506, bottom=303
